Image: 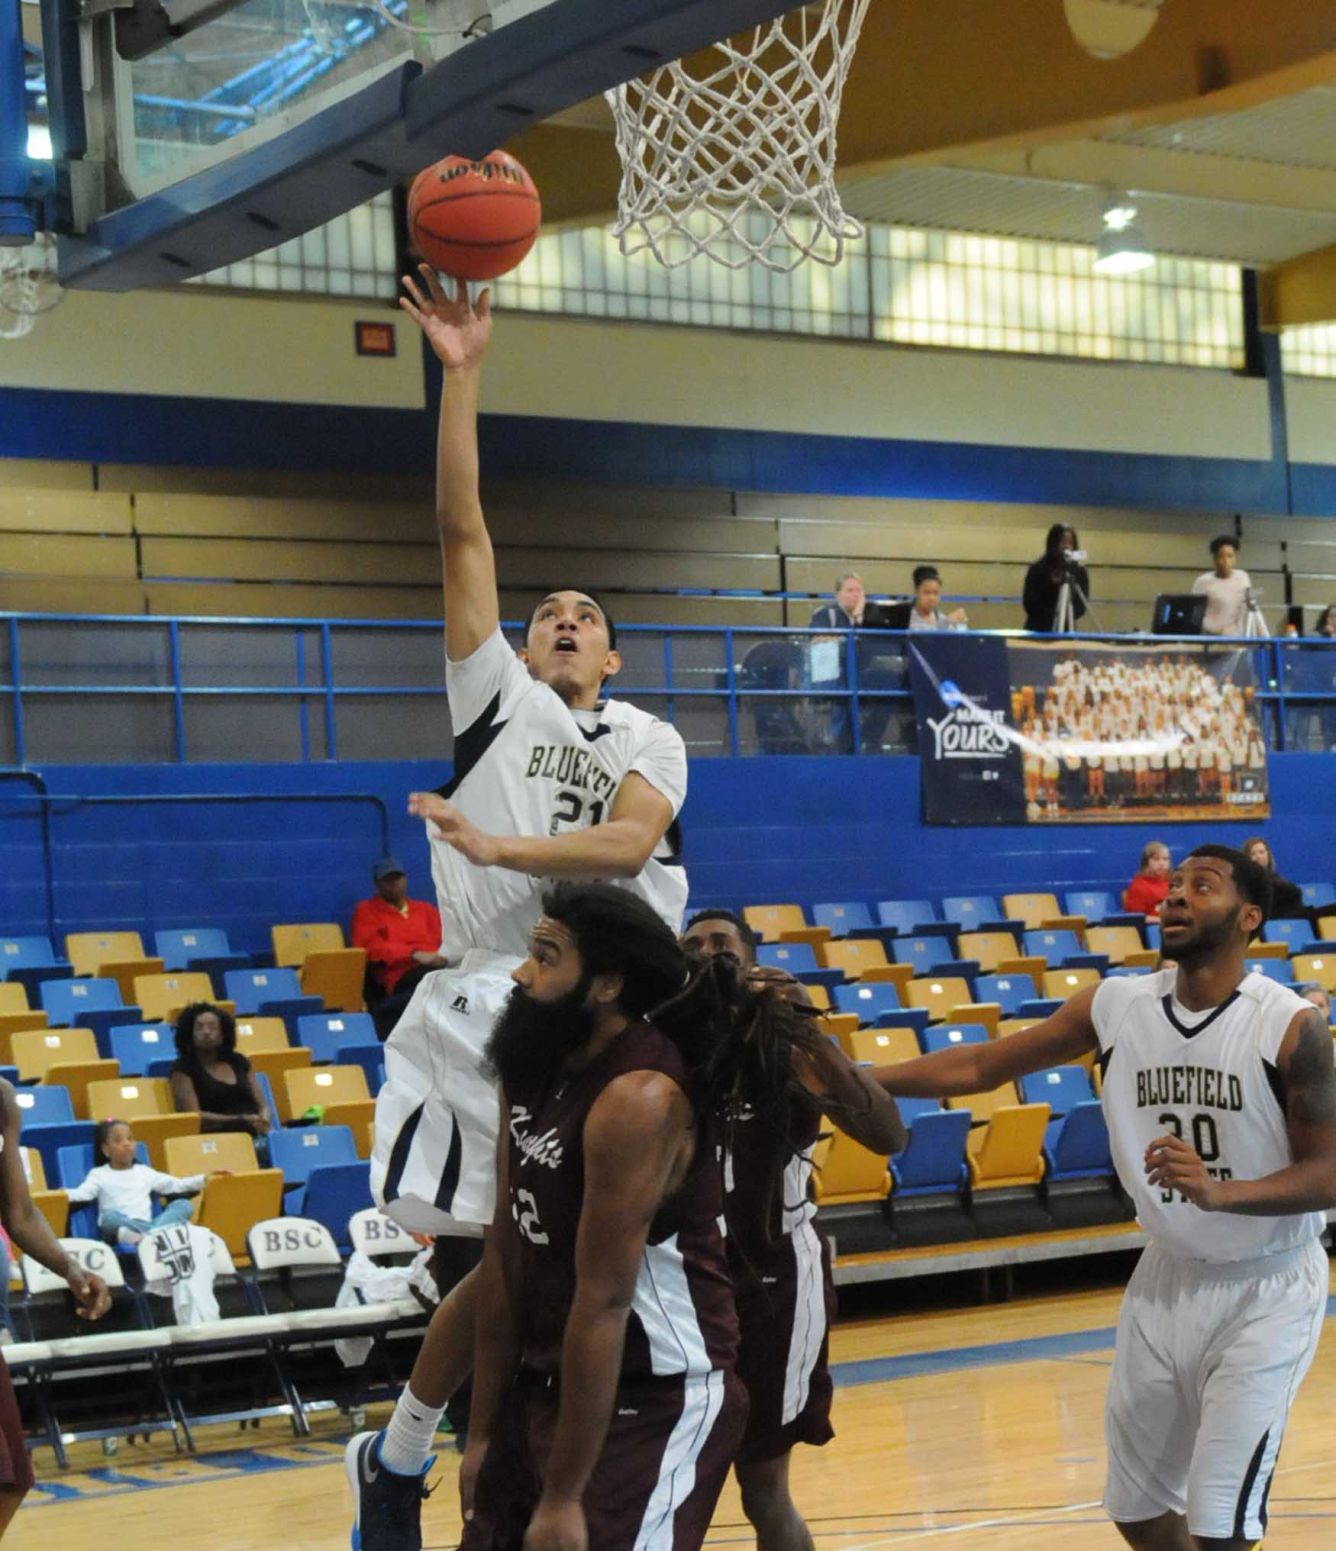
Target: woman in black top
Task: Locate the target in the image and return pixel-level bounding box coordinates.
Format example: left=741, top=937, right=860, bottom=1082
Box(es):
left=1023, top=523, right=1090, bottom=632
left=1243, top=837, right=1306, bottom=920
left=170, top=1002, right=273, bottom=1139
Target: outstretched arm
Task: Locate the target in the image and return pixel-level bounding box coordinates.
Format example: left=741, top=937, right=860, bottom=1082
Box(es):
left=798, top=1037, right=907, bottom=1154
left=1146, top=1006, right=1336, bottom=1214
left=399, top=266, right=500, bottom=663
left=871, top=985, right=1101, bottom=1097
left=409, top=771, right=674, bottom=881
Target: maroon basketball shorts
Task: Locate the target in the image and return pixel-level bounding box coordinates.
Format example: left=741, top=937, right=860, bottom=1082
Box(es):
left=462, top=1366, right=747, bottom=1551
left=0, top=1360, right=34, bottom=1494
left=733, top=1223, right=835, bottom=1465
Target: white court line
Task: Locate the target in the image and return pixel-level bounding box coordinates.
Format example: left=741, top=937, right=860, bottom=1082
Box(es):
left=829, top=1499, right=1104, bottom=1549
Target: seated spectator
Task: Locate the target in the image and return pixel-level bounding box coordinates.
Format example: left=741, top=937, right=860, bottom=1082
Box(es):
left=1192, top=536, right=1255, bottom=638
left=1123, top=841, right=1171, bottom=917
left=1298, top=983, right=1332, bottom=1024
left=1313, top=604, right=1336, bottom=638
left=351, top=856, right=445, bottom=1005
left=809, top=573, right=899, bottom=754
left=1242, top=837, right=1305, bottom=919
left=170, top=1002, right=273, bottom=1140
left=907, top=565, right=968, bottom=632
left=65, top=1118, right=216, bottom=1247
left=1023, top=524, right=1089, bottom=632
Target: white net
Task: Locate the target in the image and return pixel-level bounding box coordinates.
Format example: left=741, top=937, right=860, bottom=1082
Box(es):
left=605, top=0, right=872, bottom=272
left=0, top=235, right=64, bottom=340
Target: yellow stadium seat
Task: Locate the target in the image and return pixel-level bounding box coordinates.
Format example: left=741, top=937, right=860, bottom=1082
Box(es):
left=165, top=1131, right=259, bottom=1177
left=0, top=1011, right=48, bottom=1056
left=65, top=931, right=146, bottom=977
left=958, top=932, right=1021, bottom=974
left=132, top=1113, right=202, bottom=1171
left=1042, top=915, right=1088, bottom=938
left=0, top=983, right=30, bottom=1014
left=966, top=1104, right=1050, bottom=1189
left=86, top=1077, right=169, bottom=1121
left=1123, top=949, right=1161, bottom=969
left=272, top=922, right=345, bottom=968
left=904, top=977, right=973, bottom=1023
left=247, top=1048, right=313, bottom=1119
left=18, top=1147, right=46, bottom=1190
left=135, top=971, right=217, bottom=1022
left=1001, top=894, right=1062, bottom=932
left=818, top=939, right=889, bottom=979
left=31, top=1190, right=67, bottom=1237
left=1246, top=941, right=1289, bottom=961
left=946, top=1081, right=1019, bottom=1125
left=998, top=1018, right=1040, bottom=1038
left=195, top=1170, right=286, bottom=1264
left=1320, top=917, right=1336, bottom=943
left=44, top=1059, right=120, bottom=1120
left=1292, top=954, right=1336, bottom=993
left=997, top=954, right=1048, bottom=982
left=12, top=1026, right=99, bottom=1083
left=848, top=1026, right=921, bottom=1066
left=950, top=1002, right=1001, bottom=1038
left=1085, top=926, right=1146, bottom=965
left=301, top=948, right=367, bottom=1012
left=811, top=1127, right=890, bottom=1205
left=235, top=1016, right=292, bottom=1053
left=777, top=926, right=832, bottom=949
left=100, top=956, right=166, bottom=1007
left=322, top=1099, right=376, bottom=1157
left=743, top=904, right=808, bottom=943
left=816, top=1013, right=860, bottom=1056
left=802, top=983, right=831, bottom=1012
left=285, top=1064, right=370, bottom=1119
left=1042, top=967, right=1102, bottom=999
left=854, top=963, right=915, bottom=994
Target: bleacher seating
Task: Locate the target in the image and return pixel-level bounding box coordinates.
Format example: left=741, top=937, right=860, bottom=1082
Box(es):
left=1245, top=958, right=1295, bottom=985
left=756, top=942, right=818, bottom=975
left=154, top=927, right=235, bottom=970
left=876, top=900, right=937, bottom=934
left=905, top=977, right=973, bottom=1023
left=0, top=936, right=63, bottom=980
left=1002, top=894, right=1062, bottom=931
left=813, top=902, right=873, bottom=937
left=267, top=1125, right=360, bottom=1212
left=1023, top=928, right=1083, bottom=966
left=958, top=931, right=1022, bottom=973
left=1300, top=882, right=1336, bottom=909
left=109, top=1022, right=175, bottom=1075
left=134, top=971, right=218, bottom=1022
left=890, top=1109, right=970, bottom=1196
left=272, top=922, right=345, bottom=968
left=224, top=967, right=304, bottom=1016
left=1292, top=953, right=1336, bottom=992
left=892, top=936, right=956, bottom=975
left=295, top=1012, right=377, bottom=1064
left=301, top=1163, right=374, bottom=1251
left=832, top=983, right=901, bottom=1025
left=941, top=895, right=1001, bottom=931
left=86, top=1076, right=169, bottom=1120
left=1264, top=919, right=1316, bottom=954
left=65, top=932, right=146, bottom=978
left=921, top=1022, right=988, bottom=1054
left=818, top=938, right=890, bottom=979
left=974, top=973, right=1036, bottom=1015
left=1064, top=891, right=1112, bottom=921
left=743, top=904, right=808, bottom=943
left=299, top=949, right=367, bottom=1012
left=12, top=1026, right=100, bottom=1082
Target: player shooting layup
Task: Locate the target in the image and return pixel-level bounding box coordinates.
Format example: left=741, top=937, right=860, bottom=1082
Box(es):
left=350, top=268, right=688, bottom=1551
left=876, top=845, right=1336, bottom=1551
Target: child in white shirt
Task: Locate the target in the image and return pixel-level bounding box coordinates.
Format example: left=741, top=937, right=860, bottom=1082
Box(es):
left=66, top=1119, right=211, bottom=1247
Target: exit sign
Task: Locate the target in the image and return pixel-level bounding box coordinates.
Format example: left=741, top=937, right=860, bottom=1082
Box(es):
left=355, top=321, right=397, bottom=357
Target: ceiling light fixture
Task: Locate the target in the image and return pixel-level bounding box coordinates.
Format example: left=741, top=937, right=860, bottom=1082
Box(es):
left=1093, top=194, right=1155, bottom=275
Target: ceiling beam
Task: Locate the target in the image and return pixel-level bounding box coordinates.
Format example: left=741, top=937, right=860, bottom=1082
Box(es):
left=1259, top=243, right=1336, bottom=329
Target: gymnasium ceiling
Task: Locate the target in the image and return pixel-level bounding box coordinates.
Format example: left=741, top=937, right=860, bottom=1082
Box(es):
left=509, top=0, right=1336, bottom=328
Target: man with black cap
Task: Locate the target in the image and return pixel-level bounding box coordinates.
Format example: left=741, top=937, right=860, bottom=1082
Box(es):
left=350, top=857, right=446, bottom=1033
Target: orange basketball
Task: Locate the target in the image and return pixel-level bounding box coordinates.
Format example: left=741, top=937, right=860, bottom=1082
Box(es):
left=407, top=150, right=542, bottom=282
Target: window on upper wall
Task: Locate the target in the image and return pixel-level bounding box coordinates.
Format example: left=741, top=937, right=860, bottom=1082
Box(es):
left=192, top=193, right=398, bottom=299
left=1280, top=323, right=1336, bottom=380
left=491, top=218, right=1246, bottom=370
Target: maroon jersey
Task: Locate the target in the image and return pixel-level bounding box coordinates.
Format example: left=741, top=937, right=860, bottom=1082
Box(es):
left=506, top=1020, right=739, bottom=1381
left=723, top=1096, right=823, bottom=1278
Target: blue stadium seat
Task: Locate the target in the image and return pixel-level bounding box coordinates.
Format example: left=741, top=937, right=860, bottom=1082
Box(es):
left=1144, top=922, right=1161, bottom=952
left=0, top=936, right=61, bottom=980
left=1017, top=998, right=1064, bottom=1019
left=57, top=1140, right=151, bottom=1239
left=252, top=1070, right=280, bottom=1132
left=1245, top=959, right=1294, bottom=986
left=1065, top=891, right=1112, bottom=920
left=1263, top=919, right=1315, bottom=953
left=974, top=973, right=1037, bottom=1015
left=296, top=1012, right=377, bottom=1065
left=109, top=1023, right=175, bottom=1076
left=1023, top=929, right=1084, bottom=966
left=891, top=936, right=955, bottom=975
left=0, top=1067, right=15, bottom=1086
left=154, top=927, right=234, bottom=971
left=15, top=1086, right=75, bottom=1127
left=941, top=895, right=1003, bottom=931
left=268, top=1125, right=359, bottom=1212
left=19, top=1121, right=95, bottom=1187
left=1044, top=1102, right=1113, bottom=1181
left=190, top=954, right=256, bottom=997
left=813, top=902, right=873, bottom=937
left=876, top=900, right=937, bottom=935
left=224, top=967, right=303, bottom=1015
left=872, top=1007, right=930, bottom=1036
left=1300, top=882, right=1335, bottom=909
left=890, top=1110, right=971, bottom=1196
left=40, top=975, right=128, bottom=1027
left=5, top=963, right=74, bottom=1003
left=833, top=983, right=900, bottom=1024
left=1019, top=1066, right=1095, bottom=1119
left=301, top=1161, right=374, bottom=1253
left=146, top=1055, right=178, bottom=1079
left=921, top=1023, right=989, bottom=1055
left=756, top=942, right=818, bottom=975
left=891, top=1096, right=941, bottom=1131
left=258, top=996, right=326, bottom=1037
left=337, top=1044, right=386, bottom=1097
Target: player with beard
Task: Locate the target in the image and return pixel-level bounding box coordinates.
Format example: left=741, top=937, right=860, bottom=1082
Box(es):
left=871, top=845, right=1336, bottom=1551
left=460, top=884, right=831, bottom=1551
left=679, top=909, right=904, bottom=1551
left=349, top=272, right=687, bottom=1551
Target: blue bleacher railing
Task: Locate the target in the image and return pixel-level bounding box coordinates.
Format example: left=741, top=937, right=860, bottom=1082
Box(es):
left=0, top=610, right=1333, bottom=764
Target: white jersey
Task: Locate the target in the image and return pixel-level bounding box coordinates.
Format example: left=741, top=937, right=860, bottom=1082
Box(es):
left=1093, top=968, right=1323, bottom=1262
left=433, top=629, right=688, bottom=960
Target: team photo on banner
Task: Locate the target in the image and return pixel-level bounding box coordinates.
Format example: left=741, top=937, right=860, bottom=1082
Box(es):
left=910, top=636, right=1270, bottom=826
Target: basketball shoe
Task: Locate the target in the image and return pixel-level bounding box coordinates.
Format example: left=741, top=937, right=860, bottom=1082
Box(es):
left=346, top=1430, right=432, bottom=1550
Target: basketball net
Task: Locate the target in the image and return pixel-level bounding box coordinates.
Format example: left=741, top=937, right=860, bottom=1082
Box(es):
left=0, top=235, right=64, bottom=340
left=605, top=0, right=871, bottom=272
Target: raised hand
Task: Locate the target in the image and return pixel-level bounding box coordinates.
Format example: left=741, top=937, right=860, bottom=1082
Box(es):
left=409, top=790, right=503, bottom=867
left=399, top=263, right=493, bottom=372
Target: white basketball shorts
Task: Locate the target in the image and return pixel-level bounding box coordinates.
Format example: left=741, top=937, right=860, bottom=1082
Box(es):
left=370, top=950, right=521, bottom=1238
left=1104, top=1236, right=1327, bottom=1541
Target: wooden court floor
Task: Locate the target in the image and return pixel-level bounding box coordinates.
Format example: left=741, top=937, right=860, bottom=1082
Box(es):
left=14, top=1260, right=1336, bottom=1549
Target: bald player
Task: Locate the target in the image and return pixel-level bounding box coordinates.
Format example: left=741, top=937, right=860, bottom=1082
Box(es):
left=681, top=908, right=905, bottom=1551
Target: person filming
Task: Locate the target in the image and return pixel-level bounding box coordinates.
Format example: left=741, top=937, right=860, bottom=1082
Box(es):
left=1023, top=524, right=1090, bottom=633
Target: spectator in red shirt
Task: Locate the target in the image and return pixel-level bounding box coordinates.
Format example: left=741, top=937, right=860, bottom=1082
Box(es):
left=351, top=858, right=445, bottom=1019
left=1123, top=840, right=1171, bottom=917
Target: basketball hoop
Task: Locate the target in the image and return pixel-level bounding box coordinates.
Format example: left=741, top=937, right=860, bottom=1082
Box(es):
left=605, top=0, right=871, bottom=272
left=0, top=235, right=64, bottom=340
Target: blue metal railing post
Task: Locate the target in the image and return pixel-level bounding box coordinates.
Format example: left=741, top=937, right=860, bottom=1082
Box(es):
left=167, top=619, right=187, bottom=763
left=1271, top=638, right=1287, bottom=753
left=846, top=629, right=861, bottom=753
left=295, top=628, right=311, bottom=763
left=0, top=0, right=39, bottom=243
left=724, top=629, right=740, bottom=757
left=663, top=632, right=676, bottom=728
left=321, top=622, right=337, bottom=761
left=8, top=615, right=25, bottom=767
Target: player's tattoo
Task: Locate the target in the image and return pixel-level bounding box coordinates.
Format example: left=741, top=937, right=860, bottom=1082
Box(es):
left=1287, top=1009, right=1336, bottom=1127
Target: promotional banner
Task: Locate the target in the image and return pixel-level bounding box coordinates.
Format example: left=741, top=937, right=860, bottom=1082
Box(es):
left=911, top=636, right=1269, bottom=826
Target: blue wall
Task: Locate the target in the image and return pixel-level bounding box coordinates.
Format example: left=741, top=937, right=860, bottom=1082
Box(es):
left=3, top=754, right=1331, bottom=953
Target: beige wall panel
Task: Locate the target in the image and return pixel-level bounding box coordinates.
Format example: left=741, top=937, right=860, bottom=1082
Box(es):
left=1286, top=379, right=1336, bottom=467
left=0, top=459, right=95, bottom=491
left=101, top=464, right=434, bottom=503
left=139, top=536, right=438, bottom=586
left=483, top=479, right=736, bottom=524
left=0, top=577, right=146, bottom=613
left=0, top=489, right=133, bottom=535
left=1, top=534, right=138, bottom=579
left=144, top=583, right=443, bottom=619
left=134, top=493, right=434, bottom=544
left=492, top=547, right=782, bottom=592
left=486, top=511, right=775, bottom=555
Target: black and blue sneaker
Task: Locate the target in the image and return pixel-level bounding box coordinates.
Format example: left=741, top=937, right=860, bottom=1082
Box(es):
left=345, top=1430, right=432, bottom=1551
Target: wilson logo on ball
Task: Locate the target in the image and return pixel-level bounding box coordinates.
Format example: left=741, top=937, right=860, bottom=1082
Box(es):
left=407, top=150, right=542, bottom=283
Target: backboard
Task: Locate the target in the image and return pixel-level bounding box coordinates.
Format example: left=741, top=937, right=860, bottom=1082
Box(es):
left=25, top=0, right=806, bottom=290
